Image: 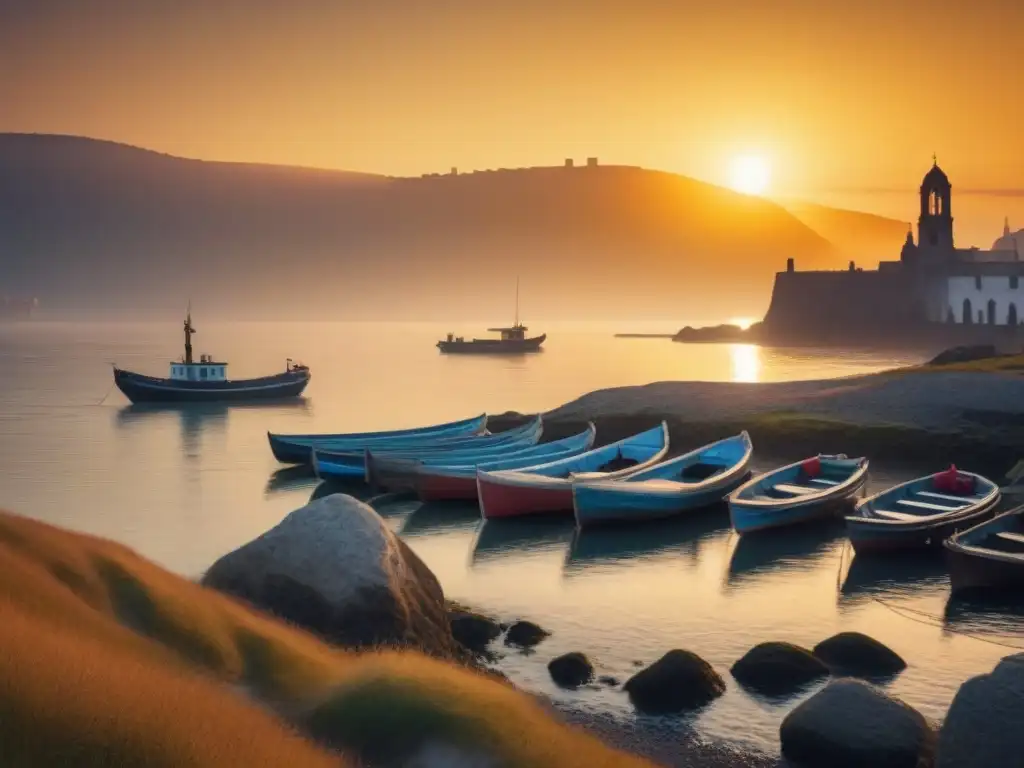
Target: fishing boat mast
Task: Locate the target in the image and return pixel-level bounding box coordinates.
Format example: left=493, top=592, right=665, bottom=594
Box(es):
left=183, top=305, right=196, bottom=364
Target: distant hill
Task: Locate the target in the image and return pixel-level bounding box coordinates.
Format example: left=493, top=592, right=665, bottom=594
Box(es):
left=0, top=134, right=905, bottom=321
left=780, top=200, right=910, bottom=268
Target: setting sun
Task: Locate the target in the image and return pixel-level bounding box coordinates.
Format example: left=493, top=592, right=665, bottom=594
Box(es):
left=729, top=155, right=771, bottom=196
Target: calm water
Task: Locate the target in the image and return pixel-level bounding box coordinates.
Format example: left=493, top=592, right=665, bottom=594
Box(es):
left=3, top=321, right=1021, bottom=753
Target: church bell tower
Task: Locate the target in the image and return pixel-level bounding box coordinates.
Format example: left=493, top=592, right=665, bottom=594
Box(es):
left=917, top=156, right=953, bottom=259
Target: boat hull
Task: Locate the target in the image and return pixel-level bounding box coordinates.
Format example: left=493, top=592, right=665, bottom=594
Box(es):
left=114, top=367, right=309, bottom=405
left=574, top=473, right=749, bottom=527
left=731, top=492, right=862, bottom=534
left=848, top=501, right=999, bottom=555
left=437, top=334, right=546, bottom=354
left=418, top=473, right=480, bottom=501
left=946, top=545, right=1024, bottom=594
left=478, top=477, right=573, bottom=519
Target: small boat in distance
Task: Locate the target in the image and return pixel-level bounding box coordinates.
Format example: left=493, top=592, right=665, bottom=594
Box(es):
left=113, top=309, right=310, bottom=404
left=437, top=278, right=546, bottom=354
left=945, top=504, right=1024, bottom=595
left=729, top=455, right=869, bottom=534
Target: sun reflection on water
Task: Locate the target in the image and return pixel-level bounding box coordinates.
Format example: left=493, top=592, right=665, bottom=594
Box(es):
left=729, top=343, right=761, bottom=382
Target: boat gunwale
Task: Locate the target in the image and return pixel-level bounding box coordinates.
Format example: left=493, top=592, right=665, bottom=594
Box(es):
left=847, top=470, right=1000, bottom=528
left=944, top=504, right=1024, bottom=563
left=569, top=431, right=753, bottom=498
left=728, top=455, right=869, bottom=511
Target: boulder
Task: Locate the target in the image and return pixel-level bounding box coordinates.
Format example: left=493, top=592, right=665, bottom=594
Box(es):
left=201, top=494, right=461, bottom=658
left=928, top=345, right=998, bottom=366
left=731, top=641, right=830, bottom=697
left=813, top=632, right=906, bottom=679
left=448, top=608, right=502, bottom=654
left=780, top=679, right=934, bottom=768
left=937, top=653, right=1024, bottom=768
left=504, top=620, right=550, bottom=648
left=547, top=652, right=594, bottom=689
left=624, top=650, right=725, bottom=714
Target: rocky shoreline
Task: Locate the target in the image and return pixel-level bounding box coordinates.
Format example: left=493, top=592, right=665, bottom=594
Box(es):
left=201, top=494, right=1022, bottom=767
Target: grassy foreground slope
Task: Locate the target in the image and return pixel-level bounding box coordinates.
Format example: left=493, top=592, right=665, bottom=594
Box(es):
left=0, top=510, right=653, bottom=767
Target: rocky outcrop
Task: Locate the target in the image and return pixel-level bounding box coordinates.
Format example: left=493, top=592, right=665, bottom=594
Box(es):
left=780, top=679, right=934, bottom=768
left=937, top=653, right=1024, bottom=768
left=928, top=345, right=999, bottom=366
left=730, top=641, right=830, bottom=697
left=201, top=494, right=461, bottom=659
left=813, top=632, right=906, bottom=679
left=448, top=606, right=502, bottom=655
left=548, top=653, right=594, bottom=689
left=624, top=650, right=725, bottom=714
left=504, top=620, right=550, bottom=649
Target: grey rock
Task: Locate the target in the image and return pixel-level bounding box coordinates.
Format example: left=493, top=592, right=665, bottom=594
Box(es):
left=780, top=678, right=934, bottom=768
left=624, top=650, right=725, bottom=714
left=937, top=653, right=1024, bottom=768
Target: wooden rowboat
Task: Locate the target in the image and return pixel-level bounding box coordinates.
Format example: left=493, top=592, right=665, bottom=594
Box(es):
left=729, top=455, right=869, bottom=534
left=413, top=424, right=597, bottom=501
left=313, top=416, right=543, bottom=481
left=476, top=422, right=669, bottom=520
left=846, top=467, right=1000, bottom=554
left=945, top=505, right=1024, bottom=595
left=268, top=413, right=488, bottom=464
left=571, top=432, right=753, bottom=528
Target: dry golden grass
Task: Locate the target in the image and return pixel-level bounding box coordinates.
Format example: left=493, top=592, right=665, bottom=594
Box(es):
left=0, top=510, right=655, bottom=767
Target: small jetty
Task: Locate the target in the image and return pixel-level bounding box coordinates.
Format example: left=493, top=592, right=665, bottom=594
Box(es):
left=112, top=309, right=310, bottom=404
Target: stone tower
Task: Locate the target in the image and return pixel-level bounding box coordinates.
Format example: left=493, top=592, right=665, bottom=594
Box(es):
left=917, top=157, right=953, bottom=260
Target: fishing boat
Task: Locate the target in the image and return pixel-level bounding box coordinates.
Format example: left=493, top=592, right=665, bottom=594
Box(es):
left=476, top=422, right=670, bottom=520
left=113, top=310, right=309, bottom=404
left=571, top=432, right=753, bottom=528
left=846, top=466, right=1000, bottom=554
left=414, top=424, right=598, bottom=501
left=729, top=455, right=869, bottom=534
left=945, top=505, right=1024, bottom=594
left=314, top=416, right=544, bottom=482
left=268, top=413, right=488, bottom=464
left=437, top=278, right=545, bottom=354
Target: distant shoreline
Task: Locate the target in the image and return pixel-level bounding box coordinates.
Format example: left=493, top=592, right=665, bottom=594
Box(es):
left=613, top=333, right=676, bottom=338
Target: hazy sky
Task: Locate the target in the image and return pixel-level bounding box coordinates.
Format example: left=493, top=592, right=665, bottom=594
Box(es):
left=3, top=0, right=1023, bottom=204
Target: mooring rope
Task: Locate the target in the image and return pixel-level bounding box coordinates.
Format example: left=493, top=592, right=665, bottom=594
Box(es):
left=834, top=538, right=1024, bottom=651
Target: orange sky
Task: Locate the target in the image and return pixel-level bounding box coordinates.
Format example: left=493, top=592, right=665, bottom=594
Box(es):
left=3, top=0, right=1024, bottom=236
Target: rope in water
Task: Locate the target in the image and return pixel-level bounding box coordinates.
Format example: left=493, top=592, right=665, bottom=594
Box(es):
left=834, top=537, right=1024, bottom=651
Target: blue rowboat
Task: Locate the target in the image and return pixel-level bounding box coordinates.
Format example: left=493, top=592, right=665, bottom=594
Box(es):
left=477, top=422, right=670, bottom=520
left=314, top=416, right=544, bottom=482
left=268, top=413, right=488, bottom=464
left=415, top=424, right=598, bottom=501
left=729, top=455, right=869, bottom=534
left=945, top=504, right=1024, bottom=595
left=847, top=468, right=1000, bottom=554
left=571, top=432, right=753, bottom=528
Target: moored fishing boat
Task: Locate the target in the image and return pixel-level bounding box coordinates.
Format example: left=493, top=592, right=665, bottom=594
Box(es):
left=945, top=505, right=1024, bottom=594
left=846, top=466, right=1000, bottom=554
left=571, top=432, right=752, bottom=528
left=113, top=310, right=310, bottom=404
left=729, top=455, right=869, bottom=534
left=314, top=416, right=544, bottom=482
left=268, top=413, right=488, bottom=464
left=414, top=424, right=598, bottom=501
left=476, top=422, right=670, bottom=520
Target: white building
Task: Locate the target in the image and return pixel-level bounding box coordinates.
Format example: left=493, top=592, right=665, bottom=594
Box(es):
left=896, top=161, right=1024, bottom=326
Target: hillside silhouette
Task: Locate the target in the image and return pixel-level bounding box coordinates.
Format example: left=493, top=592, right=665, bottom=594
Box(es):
left=0, top=134, right=905, bottom=320
left=780, top=200, right=910, bottom=267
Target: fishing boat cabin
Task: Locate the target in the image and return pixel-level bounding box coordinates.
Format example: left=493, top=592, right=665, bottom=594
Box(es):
left=487, top=324, right=529, bottom=341
left=169, top=313, right=228, bottom=381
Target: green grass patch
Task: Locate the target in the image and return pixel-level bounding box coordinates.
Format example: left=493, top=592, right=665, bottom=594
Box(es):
left=0, top=509, right=656, bottom=768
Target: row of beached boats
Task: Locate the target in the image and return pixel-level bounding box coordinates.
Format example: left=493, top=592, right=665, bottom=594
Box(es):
left=267, top=414, right=1015, bottom=586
